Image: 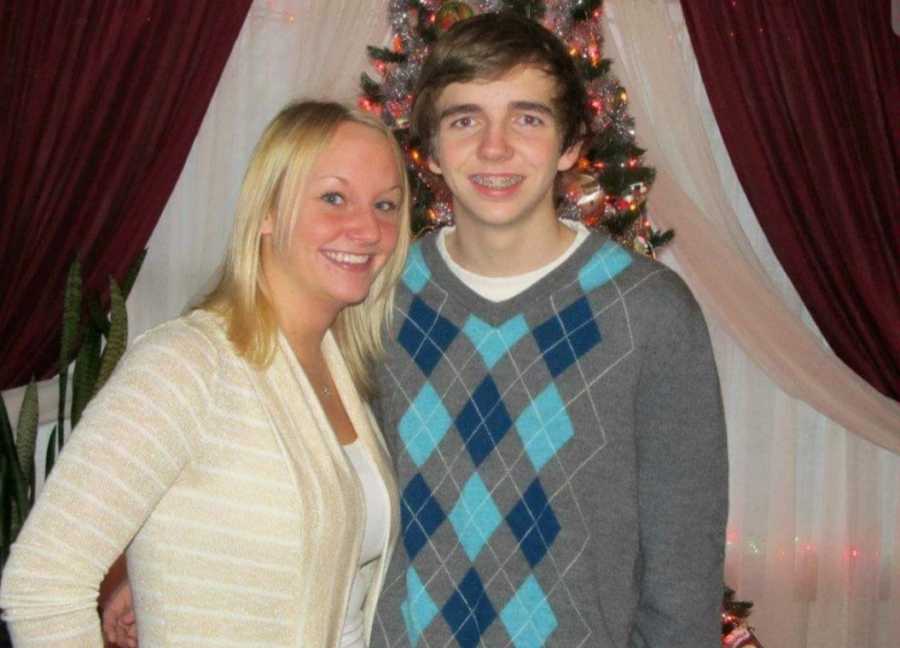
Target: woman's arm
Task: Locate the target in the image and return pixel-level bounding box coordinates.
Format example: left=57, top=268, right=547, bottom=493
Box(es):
left=0, top=320, right=216, bottom=646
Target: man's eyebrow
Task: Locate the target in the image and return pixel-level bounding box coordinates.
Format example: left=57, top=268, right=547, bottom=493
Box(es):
left=509, top=100, right=555, bottom=116
left=438, top=104, right=482, bottom=120
left=438, top=101, right=555, bottom=121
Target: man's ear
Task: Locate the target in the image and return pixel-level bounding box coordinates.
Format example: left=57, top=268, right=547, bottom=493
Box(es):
left=557, top=140, right=582, bottom=172
left=427, top=154, right=442, bottom=176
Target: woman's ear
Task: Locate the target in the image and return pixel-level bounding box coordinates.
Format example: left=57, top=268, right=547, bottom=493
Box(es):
left=260, top=212, right=275, bottom=235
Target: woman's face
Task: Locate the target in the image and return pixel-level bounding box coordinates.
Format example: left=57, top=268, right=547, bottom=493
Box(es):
left=262, top=122, right=403, bottom=320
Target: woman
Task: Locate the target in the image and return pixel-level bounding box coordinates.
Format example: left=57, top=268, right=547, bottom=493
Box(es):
left=0, top=101, right=411, bottom=647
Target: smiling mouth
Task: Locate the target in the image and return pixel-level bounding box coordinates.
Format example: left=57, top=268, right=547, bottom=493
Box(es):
left=322, top=250, right=372, bottom=266
left=470, top=174, right=524, bottom=189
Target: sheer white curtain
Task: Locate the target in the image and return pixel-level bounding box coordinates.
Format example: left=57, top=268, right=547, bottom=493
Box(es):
left=128, top=0, right=392, bottom=335
left=603, top=2, right=899, bottom=646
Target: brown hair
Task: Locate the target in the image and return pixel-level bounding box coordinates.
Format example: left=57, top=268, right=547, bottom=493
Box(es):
left=411, top=11, right=590, bottom=155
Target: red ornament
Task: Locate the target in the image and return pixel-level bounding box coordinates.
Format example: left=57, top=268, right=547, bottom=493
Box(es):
left=434, top=2, right=475, bottom=33
left=561, top=172, right=605, bottom=220
left=723, top=625, right=764, bottom=648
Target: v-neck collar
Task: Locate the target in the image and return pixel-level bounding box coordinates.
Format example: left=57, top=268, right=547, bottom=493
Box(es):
left=417, top=228, right=610, bottom=326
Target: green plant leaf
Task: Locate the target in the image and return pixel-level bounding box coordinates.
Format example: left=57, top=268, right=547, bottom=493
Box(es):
left=45, top=426, right=57, bottom=477
left=71, top=325, right=102, bottom=428
left=87, top=295, right=110, bottom=337
left=58, top=259, right=83, bottom=450
left=120, top=249, right=147, bottom=300
left=94, top=279, right=128, bottom=397
left=1, top=455, right=10, bottom=565
left=15, top=380, right=38, bottom=503
left=0, top=394, right=28, bottom=528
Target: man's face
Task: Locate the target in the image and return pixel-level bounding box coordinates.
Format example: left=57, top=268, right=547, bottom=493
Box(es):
left=428, top=65, right=580, bottom=235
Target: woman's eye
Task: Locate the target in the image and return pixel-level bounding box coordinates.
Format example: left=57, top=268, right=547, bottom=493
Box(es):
left=375, top=200, right=398, bottom=214
left=321, top=192, right=344, bottom=205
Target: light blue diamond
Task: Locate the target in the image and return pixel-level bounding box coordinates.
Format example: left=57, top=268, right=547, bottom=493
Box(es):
left=401, top=567, right=439, bottom=646
left=578, top=241, right=633, bottom=292
left=515, top=384, right=574, bottom=471
left=500, top=575, right=558, bottom=648
left=448, top=473, right=502, bottom=561
left=463, top=314, right=528, bottom=368
left=399, top=382, right=452, bottom=466
left=402, top=243, right=431, bottom=293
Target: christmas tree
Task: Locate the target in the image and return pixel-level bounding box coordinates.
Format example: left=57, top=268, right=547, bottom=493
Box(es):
left=722, top=586, right=766, bottom=647
left=359, top=0, right=672, bottom=257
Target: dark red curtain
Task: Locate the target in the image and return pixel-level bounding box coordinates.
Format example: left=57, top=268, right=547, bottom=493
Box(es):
left=0, top=0, right=252, bottom=390
left=682, top=1, right=899, bottom=400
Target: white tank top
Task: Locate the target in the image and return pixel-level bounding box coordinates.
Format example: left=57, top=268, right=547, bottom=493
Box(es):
left=338, top=439, right=389, bottom=648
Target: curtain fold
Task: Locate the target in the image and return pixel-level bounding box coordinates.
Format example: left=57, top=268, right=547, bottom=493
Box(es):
left=603, top=2, right=898, bottom=646
left=0, top=0, right=252, bottom=390
left=602, top=1, right=899, bottom=454
left=680, top=0, right=899, bottom=400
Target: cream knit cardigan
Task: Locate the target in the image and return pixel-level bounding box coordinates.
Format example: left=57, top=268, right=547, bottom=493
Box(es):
left=0, top=310, right=399, bottom=647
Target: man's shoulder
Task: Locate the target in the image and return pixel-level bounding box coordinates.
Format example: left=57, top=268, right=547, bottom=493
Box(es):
left=574, top=235, right=694, bottom=305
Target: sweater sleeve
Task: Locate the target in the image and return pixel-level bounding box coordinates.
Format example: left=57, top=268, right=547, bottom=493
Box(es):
left=631, top=270, right=728, bottom=648
left=0, top=319, right=218, bottom=646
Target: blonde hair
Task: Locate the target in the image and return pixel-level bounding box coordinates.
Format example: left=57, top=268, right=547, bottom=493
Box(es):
left=199, top=101, right=411, bottom=401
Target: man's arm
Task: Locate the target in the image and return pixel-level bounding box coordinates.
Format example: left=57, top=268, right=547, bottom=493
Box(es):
left=632, top=271, right=728, bottom=647
left=101, top=568, right=137, bottom=648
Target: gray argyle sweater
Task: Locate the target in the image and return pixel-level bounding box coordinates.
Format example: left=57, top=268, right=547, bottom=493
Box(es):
left=371, top=230, right=727, bottom=648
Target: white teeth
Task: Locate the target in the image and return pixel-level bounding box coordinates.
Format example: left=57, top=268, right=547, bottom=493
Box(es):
left=323, top=251, right=370, bottom=265
left=472, top=174, right=523, bottom=188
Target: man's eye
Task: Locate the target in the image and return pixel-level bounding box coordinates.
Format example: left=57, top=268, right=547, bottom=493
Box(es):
left=519, top=114, right=545, bottom=126
left=321, top=192, right=344, bottom=205
left=450, top=116, right=476, bottom=128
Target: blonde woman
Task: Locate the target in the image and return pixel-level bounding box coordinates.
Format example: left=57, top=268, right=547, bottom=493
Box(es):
left=0, top=101, right=411, bottom=647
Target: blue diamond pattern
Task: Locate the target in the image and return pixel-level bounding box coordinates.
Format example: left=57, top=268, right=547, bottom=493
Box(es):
left=400, top=382, right=452, bottom=466
left=402, top=243, right=431, bottom=293
left=515, top=384, right=574, bottom=471
left=402, top=474, right=446, bottom=560
left=401, top=567, right=439, bottom=647
left=578, top=241, right=633, bottom=292
left=448, top=474, right=503, bottom=561
left=533, top=297, right=601, bottom=377
left=559, top=297, right=601, bottom=357
left=455, top=376, right=513, bottom=466
left=442, top=568, right=497, bottom=648
left=506, top=478, right=560, bottom=567
left=463, top=314, right=529, bottom=369
left=398, top=297, right=459, bottom=376
left=500, top=575, right=558, bottom=648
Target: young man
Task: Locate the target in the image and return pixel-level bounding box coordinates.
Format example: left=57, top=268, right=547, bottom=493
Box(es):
left=371, top=12, right=728, bottom=648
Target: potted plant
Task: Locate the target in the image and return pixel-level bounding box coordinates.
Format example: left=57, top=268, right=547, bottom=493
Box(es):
left=0, top=252, right=144, bottom=646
